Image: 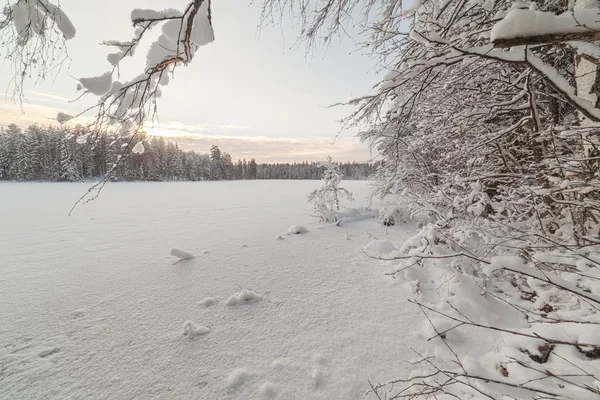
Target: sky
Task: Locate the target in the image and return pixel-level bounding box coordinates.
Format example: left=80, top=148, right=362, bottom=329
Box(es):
left=0, top=0, right=380, bottom=163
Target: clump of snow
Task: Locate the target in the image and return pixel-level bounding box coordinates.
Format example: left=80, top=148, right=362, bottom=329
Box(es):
left=131, top=142, right=145, bottom=155
left=75, top=134, right=89, bottom=144
left=199, top=297, right=216, bottom=307
left=10, top=0, right=76, bottom=45
left=287, top=225, right=308, bottom=235
left=491, top=9, right=600, bottom=42
left=182, top=320, right=210, bottom=337
left=170, top=248, right=195, bottom=260
left=240, top=244, right=249, bottom=248
left=202, top=250, right=210, bottom=254
left=225, top=289, right=262, bottom=305
left=275, top=235, right=285, bottom=241
left=56, top=112, right=74, bottom=123
left=258, top=382, right=277, bottom=398
left=364, top=239, right=397, bottom=256
left=225, top=368, right=251, bottom=388
left=78, top=71, right=113, bottom=96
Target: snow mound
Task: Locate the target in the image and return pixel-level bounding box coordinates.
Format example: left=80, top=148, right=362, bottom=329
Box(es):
left=275, top=235, right=285, bottom=241
left=364, top=239, right=397, bottom=256
left=170, top=248, right=195, bottom=260
left=287, top=225, right=308, bottom=235
left=259, top=382, right=277, bottom=398
left=182, top=320, right=210, bottom=337
left=225, top=289, right=262, bottom=305
left=323, top=207, right=378, bottom=224
left=226, top=368, right=251, bottom=388
left=199, top=297, right=216, bottom=307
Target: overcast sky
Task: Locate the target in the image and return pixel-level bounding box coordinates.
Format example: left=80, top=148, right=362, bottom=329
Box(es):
left=0, top=0, right=379, bottom=163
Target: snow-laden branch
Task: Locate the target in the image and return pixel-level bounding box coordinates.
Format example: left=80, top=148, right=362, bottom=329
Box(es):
left=491, top=8, right=600, bottom=48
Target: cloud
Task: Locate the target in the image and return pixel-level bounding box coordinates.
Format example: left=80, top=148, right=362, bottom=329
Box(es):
left=0, top=104, right=373, bottom=163
left=146, top=122, right=373, bottom=162
left=0, top=100, right=91, bottom=127
left=0, top=101, right=63, bottom=126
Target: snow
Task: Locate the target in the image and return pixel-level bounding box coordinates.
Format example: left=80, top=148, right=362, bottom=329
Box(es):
left=0, top=180, right=425, bottom=399
left=491, top=8, right=600, bottom=42
left=182, top=320, right=210, bottom=337
left=287, top=224, right=308, bottom=234
left=199, top=297, right=216, bottom=307
left=170, top=247, right=195, bottom=260
left=78, top=71, right=113, bottom=96
left=131, top=141, right=145, bottom=155
left=364, top=239, right=397, bottom=256
left=224, top=289, right=262, bottom=305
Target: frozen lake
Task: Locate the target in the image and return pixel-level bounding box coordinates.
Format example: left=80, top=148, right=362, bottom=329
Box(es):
left=0, top=181, right=421, bottom=399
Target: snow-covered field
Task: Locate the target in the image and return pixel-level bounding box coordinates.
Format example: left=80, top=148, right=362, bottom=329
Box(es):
left=0, top=181, right=423, bottom=399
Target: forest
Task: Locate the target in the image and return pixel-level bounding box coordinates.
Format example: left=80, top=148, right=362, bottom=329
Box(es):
left=0, top=124, right=374, bottom=182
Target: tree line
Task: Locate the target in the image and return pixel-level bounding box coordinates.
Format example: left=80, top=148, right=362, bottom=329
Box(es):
left=0, top=124, right=374, bottom=182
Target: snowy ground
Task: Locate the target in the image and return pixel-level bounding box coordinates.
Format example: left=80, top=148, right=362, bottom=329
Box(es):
left=0, top=181, right=425, bottom=399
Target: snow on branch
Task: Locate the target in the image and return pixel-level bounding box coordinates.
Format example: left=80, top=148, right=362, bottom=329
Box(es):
left=68, top=0, right=214, bottom=208
left=491, top=8, right=600, bottom=48
left=0, top=0, right=76, bottom=102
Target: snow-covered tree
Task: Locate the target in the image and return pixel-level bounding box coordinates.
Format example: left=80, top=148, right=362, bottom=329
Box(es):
left=307, top=156, right=353, bottom=221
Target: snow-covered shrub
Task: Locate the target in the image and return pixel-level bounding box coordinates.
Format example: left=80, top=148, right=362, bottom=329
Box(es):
left=307, top=156, right=354, bottom=221
left=378, top=205, right=413, bottom=227
left=260, top=0, right=600, bottom=397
